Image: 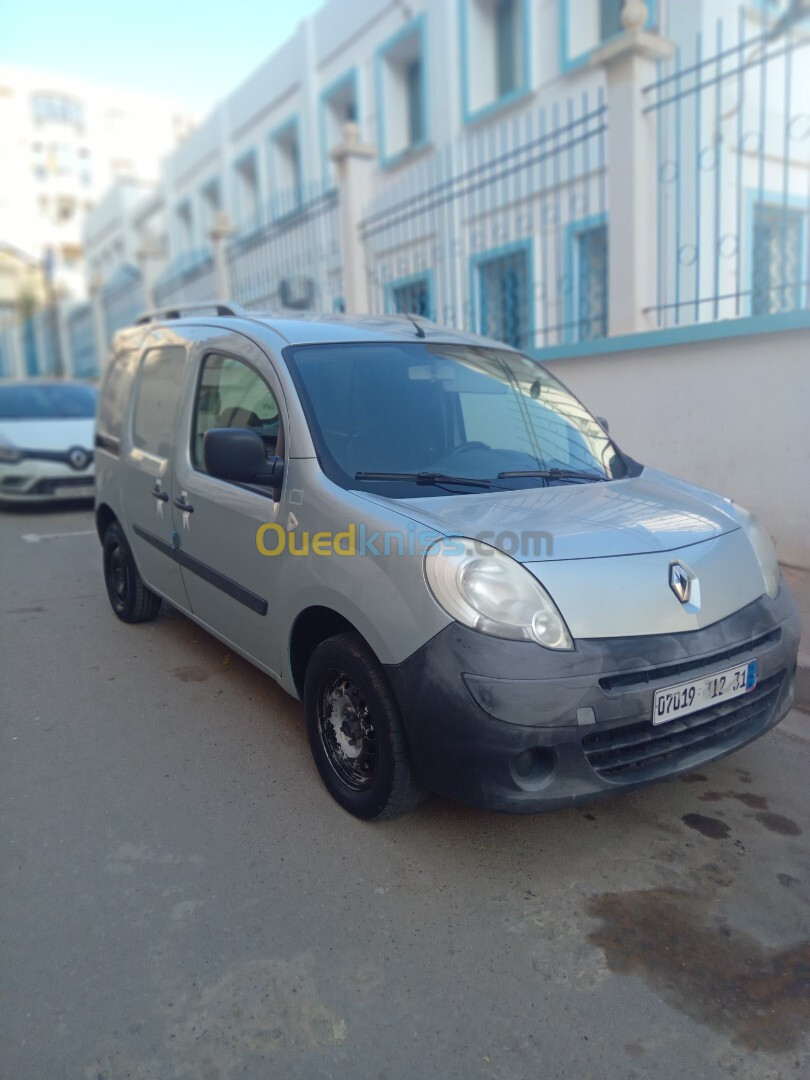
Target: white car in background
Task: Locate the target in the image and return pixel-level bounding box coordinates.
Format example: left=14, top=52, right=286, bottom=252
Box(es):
left=0, top=381, right=97, bottom=504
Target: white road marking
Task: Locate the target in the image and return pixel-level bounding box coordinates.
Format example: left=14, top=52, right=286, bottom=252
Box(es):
left=21, top=530, right=96, bottom=544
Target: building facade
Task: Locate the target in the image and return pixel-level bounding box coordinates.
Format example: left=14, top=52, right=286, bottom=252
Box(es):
left=0, top=65, right=194, bottom=305
left=1, top=0, right=807, bottom=379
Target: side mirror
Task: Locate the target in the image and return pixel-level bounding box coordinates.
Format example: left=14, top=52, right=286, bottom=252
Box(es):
left=203, top=427, right=284, bottom=498
left=596, top=416, right=610, bottom=434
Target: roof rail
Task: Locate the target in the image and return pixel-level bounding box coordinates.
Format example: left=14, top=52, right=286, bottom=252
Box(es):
left=134, top=301, right=247, bottom=325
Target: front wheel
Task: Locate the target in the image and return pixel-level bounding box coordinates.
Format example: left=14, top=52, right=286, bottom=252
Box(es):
left=304, top=633, right=425, bottom=820
left=103, top=521, right=162, bottom=623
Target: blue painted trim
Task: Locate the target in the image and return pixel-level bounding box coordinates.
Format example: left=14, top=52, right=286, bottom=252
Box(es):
left=563, top=212, right=608, bottom=343
left=231, top=147, right=259, bottom=230
left=459, top=0, right=532, bottom=127
left=384, top=269, right=436, bottom=319
left=268, top=115, right=303, bottom=222
left=375, top=12, right=431, bottom=169
left=468, top=237, right=535, bottom=349
left=744, top=187, right=809, bottom=317
left=532, top=309, right=810, bottom=363
left=559, top=0, right=658, bottom=74
left=319, top=68, right=360, bottom=191
left=198, top=175, right=222, bottom=239
left=173, top=196, right=194, bottom=252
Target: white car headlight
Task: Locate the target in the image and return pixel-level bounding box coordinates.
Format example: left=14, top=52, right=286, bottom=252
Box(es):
left=735, top=504, right=780, bottom=599
left=0, top=437, right=22, bottom=464
left=424, top=537, right=573, bottom=650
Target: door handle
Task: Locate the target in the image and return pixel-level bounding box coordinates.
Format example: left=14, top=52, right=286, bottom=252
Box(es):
left=174, top=496, right=194, bottom=513
left=151, top=485, right=169, bottom=502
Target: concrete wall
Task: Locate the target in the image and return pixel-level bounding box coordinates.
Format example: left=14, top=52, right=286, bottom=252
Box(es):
left=545, top=322, right=810, bottom=569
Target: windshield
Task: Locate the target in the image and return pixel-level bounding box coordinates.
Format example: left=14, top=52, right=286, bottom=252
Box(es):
left=0, top=383, right=98, bottom=420
left=285, top=342, right=630, bottom=498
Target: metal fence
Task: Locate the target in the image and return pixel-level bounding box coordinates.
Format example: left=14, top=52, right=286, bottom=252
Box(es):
left=0, top=324, right=17, bottom=378
left=227, top=183, right=343, bottom=313
left=101, top=266, right=146, bottom=343
left=645, top=15, right=810, bottom=327
left=67, top=303, right=99, bottom=378
left=361, top=89, right=608, bottom=351
left=153, top=250, right=216, bottom=309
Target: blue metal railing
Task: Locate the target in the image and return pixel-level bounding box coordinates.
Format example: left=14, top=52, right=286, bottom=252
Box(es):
left=361, top=89, right=609, bottom=350
left=645, top=15, right=810, bottom=328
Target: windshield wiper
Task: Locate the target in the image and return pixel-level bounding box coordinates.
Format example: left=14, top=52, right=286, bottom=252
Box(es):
left=497, top=468, right=607, bottom=482
left=355, top=471, right=492, bottom=489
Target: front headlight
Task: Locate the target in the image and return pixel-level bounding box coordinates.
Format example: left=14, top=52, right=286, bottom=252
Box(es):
left=424, top=537, right=573, bottom=650
left=735, top=504, right=780, bottom=599
left=0, top=438, right=22, bottom=465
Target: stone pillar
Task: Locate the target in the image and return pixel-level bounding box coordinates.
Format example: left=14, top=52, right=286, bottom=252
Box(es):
left=592, top=1, right=674, bottom=336
left=330, top=123, right=376, bottom=315
left=209, top=212, right=234, bottom=299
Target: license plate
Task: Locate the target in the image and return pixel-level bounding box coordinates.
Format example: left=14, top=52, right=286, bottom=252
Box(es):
left=652, top=659, right=757, bottom=725
left=59, top=485, right=94, bottom=497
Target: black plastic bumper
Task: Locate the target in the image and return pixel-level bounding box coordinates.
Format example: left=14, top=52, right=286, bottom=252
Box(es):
left=384, top=586, right=800, bottom=812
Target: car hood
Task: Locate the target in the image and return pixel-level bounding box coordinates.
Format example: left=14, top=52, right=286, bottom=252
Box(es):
left=356, top=467, right=740, bottom=562
left=0, top=418, right=95, bottom=451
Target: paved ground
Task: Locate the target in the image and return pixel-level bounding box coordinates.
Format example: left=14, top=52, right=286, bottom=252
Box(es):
left=1, top=505, right=808, bottom=1080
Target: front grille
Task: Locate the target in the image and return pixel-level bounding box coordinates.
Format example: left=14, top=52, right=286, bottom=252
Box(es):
left=583, top=673, right=783, bottom=782
left=598, top=628, right=781, bottom=694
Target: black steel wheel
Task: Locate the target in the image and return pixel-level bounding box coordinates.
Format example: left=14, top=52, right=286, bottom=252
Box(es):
left=102, top=521, right=161, bottom=623
left=304, top=632, right=425, bottom=819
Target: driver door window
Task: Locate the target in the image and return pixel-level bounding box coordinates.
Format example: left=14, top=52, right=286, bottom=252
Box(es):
left=192, top=352, right=281, bottom=472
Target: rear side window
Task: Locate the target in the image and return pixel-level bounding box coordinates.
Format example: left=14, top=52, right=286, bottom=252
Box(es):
left=192, top=352, right=281, bottom=471
left=97, top=349, right=139, bottom=449
left=132, top=346, right=186, bottom=458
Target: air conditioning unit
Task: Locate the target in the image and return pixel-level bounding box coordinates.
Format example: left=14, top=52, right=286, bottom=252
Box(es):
left=279, top=276, right=315, bottom=310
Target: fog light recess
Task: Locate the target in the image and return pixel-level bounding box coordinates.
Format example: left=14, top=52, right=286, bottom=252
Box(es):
left=510, top=747, right=556, bottom=792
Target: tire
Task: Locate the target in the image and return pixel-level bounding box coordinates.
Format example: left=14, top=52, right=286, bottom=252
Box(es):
left=304, top=632, right=425, bottom=820
left=103, top=521, right=162, bottom=624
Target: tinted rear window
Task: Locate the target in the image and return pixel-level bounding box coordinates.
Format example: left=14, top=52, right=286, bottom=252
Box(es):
left=0, top=384, right=97, bottom=420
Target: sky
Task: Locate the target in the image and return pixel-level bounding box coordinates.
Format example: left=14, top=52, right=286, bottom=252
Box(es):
left=0, top=0, right=326, bottom=116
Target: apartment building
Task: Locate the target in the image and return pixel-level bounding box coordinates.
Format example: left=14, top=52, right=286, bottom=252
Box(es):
left=0, top=65, right=194, bottom=306
left=2, top=0, right=800, bottom=382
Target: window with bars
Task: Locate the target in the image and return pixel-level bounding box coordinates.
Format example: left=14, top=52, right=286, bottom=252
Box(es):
left=576, top=224, right=608, bottom=341
left=476, top=247, right=531, bottom=350
left=270, top=120, right=303, bottom=219
left=752, top=204, right=803, bottom=315
left=389, top=275, right=432, bottom=318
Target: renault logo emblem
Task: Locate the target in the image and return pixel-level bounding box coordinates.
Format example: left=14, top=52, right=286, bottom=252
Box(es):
left=67, top=446, right=89, bottom=471
left=669, top=562, right=693, bottom=604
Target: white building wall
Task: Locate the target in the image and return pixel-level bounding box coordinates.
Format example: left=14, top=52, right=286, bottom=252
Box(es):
left=546, top=324, right=810, bottom=569
left=81, top=0, right=773, bottom=304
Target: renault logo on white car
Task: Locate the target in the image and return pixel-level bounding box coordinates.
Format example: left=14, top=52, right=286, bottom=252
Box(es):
left=669, top=561, right=693, bottom=604
left=67, top=446, right=89, bottom=470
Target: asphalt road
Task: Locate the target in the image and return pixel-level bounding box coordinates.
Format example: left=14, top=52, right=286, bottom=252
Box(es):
left=1, top=505, right=808, bottom=1080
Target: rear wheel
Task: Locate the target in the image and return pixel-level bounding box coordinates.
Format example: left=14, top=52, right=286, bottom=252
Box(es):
left=304, top=632, right=425, bottom=819
left=103, top=521, right=161, bottom=623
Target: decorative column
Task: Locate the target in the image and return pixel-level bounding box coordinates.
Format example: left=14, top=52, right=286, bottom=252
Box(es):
left=592, top=1, right=674, bottom=335
left=330, top=123, right=376, bottom=315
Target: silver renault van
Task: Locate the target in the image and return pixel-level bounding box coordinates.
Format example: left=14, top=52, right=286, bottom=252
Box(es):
left=95, top=303, right=800, bottom=819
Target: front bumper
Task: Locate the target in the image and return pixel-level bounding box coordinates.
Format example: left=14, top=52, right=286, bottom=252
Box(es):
left=0, top=459, right=95, bottom=501
left=384, top=585, right=800, bottom=812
